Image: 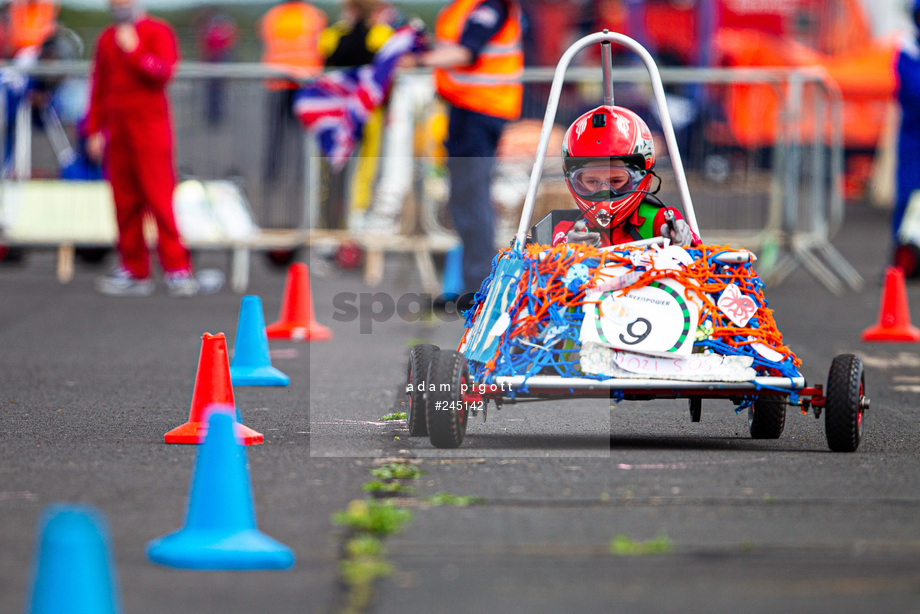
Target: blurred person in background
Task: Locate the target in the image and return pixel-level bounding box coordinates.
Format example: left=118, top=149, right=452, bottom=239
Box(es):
left=318, top=0, right=399, bottom=230
left=85, top=0, right=198, bottom=297
left=400, top=0, right=523, bottom=310
left=1, top=0, right=59, bottom=173
left=893, top=0, right=920, bottom=274
left=196, top=9, right=237, bottom=126
left=320, top=0, right=400, bottom=68
left=258, top=0, right=326, bottom=182
left=5, top=0, right=57, bottom=58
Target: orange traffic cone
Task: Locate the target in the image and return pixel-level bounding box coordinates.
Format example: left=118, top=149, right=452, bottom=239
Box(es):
left=266, top=263, right=332, bottom=342
left=164, top=333, right=264, bottom=445
left=861, top=267, right=920, bottom=342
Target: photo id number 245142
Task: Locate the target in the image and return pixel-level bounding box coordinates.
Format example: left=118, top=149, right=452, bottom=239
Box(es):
left=434, top=400, right=483, bottom=411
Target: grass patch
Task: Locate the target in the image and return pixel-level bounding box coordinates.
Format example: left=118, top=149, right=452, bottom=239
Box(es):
left=371, top=462, right=425, bottom=481
left=340, top=557, right=393, bottom=586
left=609, top=534, right=674, bottom=556
left=423, top=492, right=486, bottom=507
left=379, top=412, right=407, bottom=422
left=339, top=536, right=392, bottom=614
left=332, top=499, right=413, bottom=537
left=361, top=480, right=416, bottom=495
left=344, top=535, right=385, bottom=558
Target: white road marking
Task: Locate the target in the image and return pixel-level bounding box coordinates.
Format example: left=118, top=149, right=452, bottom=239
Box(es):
left=617, top=457, right=767, bottom=471
left=856, top=352, right=920, bottom=369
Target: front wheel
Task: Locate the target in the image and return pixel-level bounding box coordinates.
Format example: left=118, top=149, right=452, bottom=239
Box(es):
left=825, top=354, right=867, bottom=452
left=748, top=396, right=786, bottom=439
left=426, top=350, right=470, bottom=449
left=406, top=344, right=439, bottom=437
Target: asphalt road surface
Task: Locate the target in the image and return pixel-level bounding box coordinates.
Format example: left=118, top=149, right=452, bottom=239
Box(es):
left=2, top=203, right=920, bottom=613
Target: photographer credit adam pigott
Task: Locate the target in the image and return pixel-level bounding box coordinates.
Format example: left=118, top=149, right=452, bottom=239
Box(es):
left=403, top=381, right=510, bottom=394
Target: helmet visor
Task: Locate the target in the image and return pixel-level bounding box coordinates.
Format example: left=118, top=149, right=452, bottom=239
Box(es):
left=567, top=162, right=647, bottom=201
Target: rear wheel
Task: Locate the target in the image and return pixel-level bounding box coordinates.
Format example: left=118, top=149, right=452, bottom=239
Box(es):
left=825, top=354, right=866, bottom=452
left=426, top=350, right=469, bottom=449
left=406, top=344, right=438, bottom=437
left=748, top=396, right=786, bottom=439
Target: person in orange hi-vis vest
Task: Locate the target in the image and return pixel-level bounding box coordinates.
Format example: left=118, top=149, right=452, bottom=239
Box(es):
left=400, top=0, right=523, bottom=311
left=6, top=0, right=58, bottom=57
left=258, top=1, right=326, bottom=181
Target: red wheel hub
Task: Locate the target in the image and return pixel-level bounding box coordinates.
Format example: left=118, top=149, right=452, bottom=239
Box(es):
left=335, top=242, right=363, bottom=270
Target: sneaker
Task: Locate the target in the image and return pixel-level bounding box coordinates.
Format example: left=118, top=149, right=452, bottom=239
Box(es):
left=164, top=269, right=200, bottom=297
left=196, top=268, right=225, bottom=295
left=96, top=266, right=155, bottom=297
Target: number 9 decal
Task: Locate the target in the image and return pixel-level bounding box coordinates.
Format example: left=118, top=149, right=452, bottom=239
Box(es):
left=619, top=318, right=652, bottom=345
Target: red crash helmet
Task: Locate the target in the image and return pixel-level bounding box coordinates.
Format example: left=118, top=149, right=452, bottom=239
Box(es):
left=562, top=105, right=655, bottom=228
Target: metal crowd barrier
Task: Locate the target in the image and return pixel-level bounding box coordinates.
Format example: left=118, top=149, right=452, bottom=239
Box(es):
left=0, top=61, right=860, bottom=294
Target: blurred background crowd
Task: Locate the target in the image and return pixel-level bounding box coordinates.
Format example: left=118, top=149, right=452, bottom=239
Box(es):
left=1, top=0, right=918, bottom=292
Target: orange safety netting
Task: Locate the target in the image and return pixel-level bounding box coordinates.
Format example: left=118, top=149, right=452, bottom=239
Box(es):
left=459, top=242, right=801, bottom=386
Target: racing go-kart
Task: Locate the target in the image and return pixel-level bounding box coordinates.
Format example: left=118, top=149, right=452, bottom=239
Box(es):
left=406, top=32, right=868, bottom=452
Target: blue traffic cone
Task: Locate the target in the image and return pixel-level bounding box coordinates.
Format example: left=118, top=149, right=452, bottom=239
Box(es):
left=442, top=245, right=464, bottom=298
left=26, top=505, right=121, bottom=614
left=146, top=406, right=295, bottom=570
left=230, top=295, right=290, bottom=387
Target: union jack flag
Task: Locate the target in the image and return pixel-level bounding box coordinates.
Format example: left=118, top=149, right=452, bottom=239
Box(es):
left=294, top=23, right=428, bottom=170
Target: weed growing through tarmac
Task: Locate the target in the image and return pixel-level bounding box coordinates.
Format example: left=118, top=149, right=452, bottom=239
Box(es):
left=332, top=461, right=419, bottom=613
left=339, top=536, right=393, bottom=614
left=361, top=480, right=416, bottom=495
left=609, top=534, right=674, bottom=556
left=332, top=459, right=485, bottom=613
left=371, top=462, right=425, bottom=480
left=345, top=535, right=386, bottom=557
left=378, top=412, right=407, bottom=422
left=422, top=492, right=486, bottom=507
left=333, top=499, right=413, bottom=537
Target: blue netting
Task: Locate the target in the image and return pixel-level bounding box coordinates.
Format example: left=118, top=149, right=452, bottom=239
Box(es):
left=457, top=243, right=802, bottom=402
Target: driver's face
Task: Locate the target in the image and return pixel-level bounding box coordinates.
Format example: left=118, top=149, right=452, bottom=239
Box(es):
left=579, top=161, right=630, bottom=192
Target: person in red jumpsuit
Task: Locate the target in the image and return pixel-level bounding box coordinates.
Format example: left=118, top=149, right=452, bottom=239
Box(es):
left=86, top=0, right=198, bottom=296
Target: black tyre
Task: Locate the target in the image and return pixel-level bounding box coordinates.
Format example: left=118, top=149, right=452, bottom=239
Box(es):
left=825, top=354, right=866, bottom=452
left=426, top=350, right=470, bottom=449
left=689, top=397, right=701, bottom=423
left=75, top=246, right=111, bottom=265
left=265, top=248, right=300, bottom=269
left=893, top=243, right=920, bottom=278
left=0, top=244, right=25, bottom=264
left=406, top=344, right=439, bottom=437
left=748, top=396, right=786, bottom=439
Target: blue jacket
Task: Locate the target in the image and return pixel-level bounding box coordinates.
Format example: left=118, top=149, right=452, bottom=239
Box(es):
left=895, top=12, right=920, bottom=239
